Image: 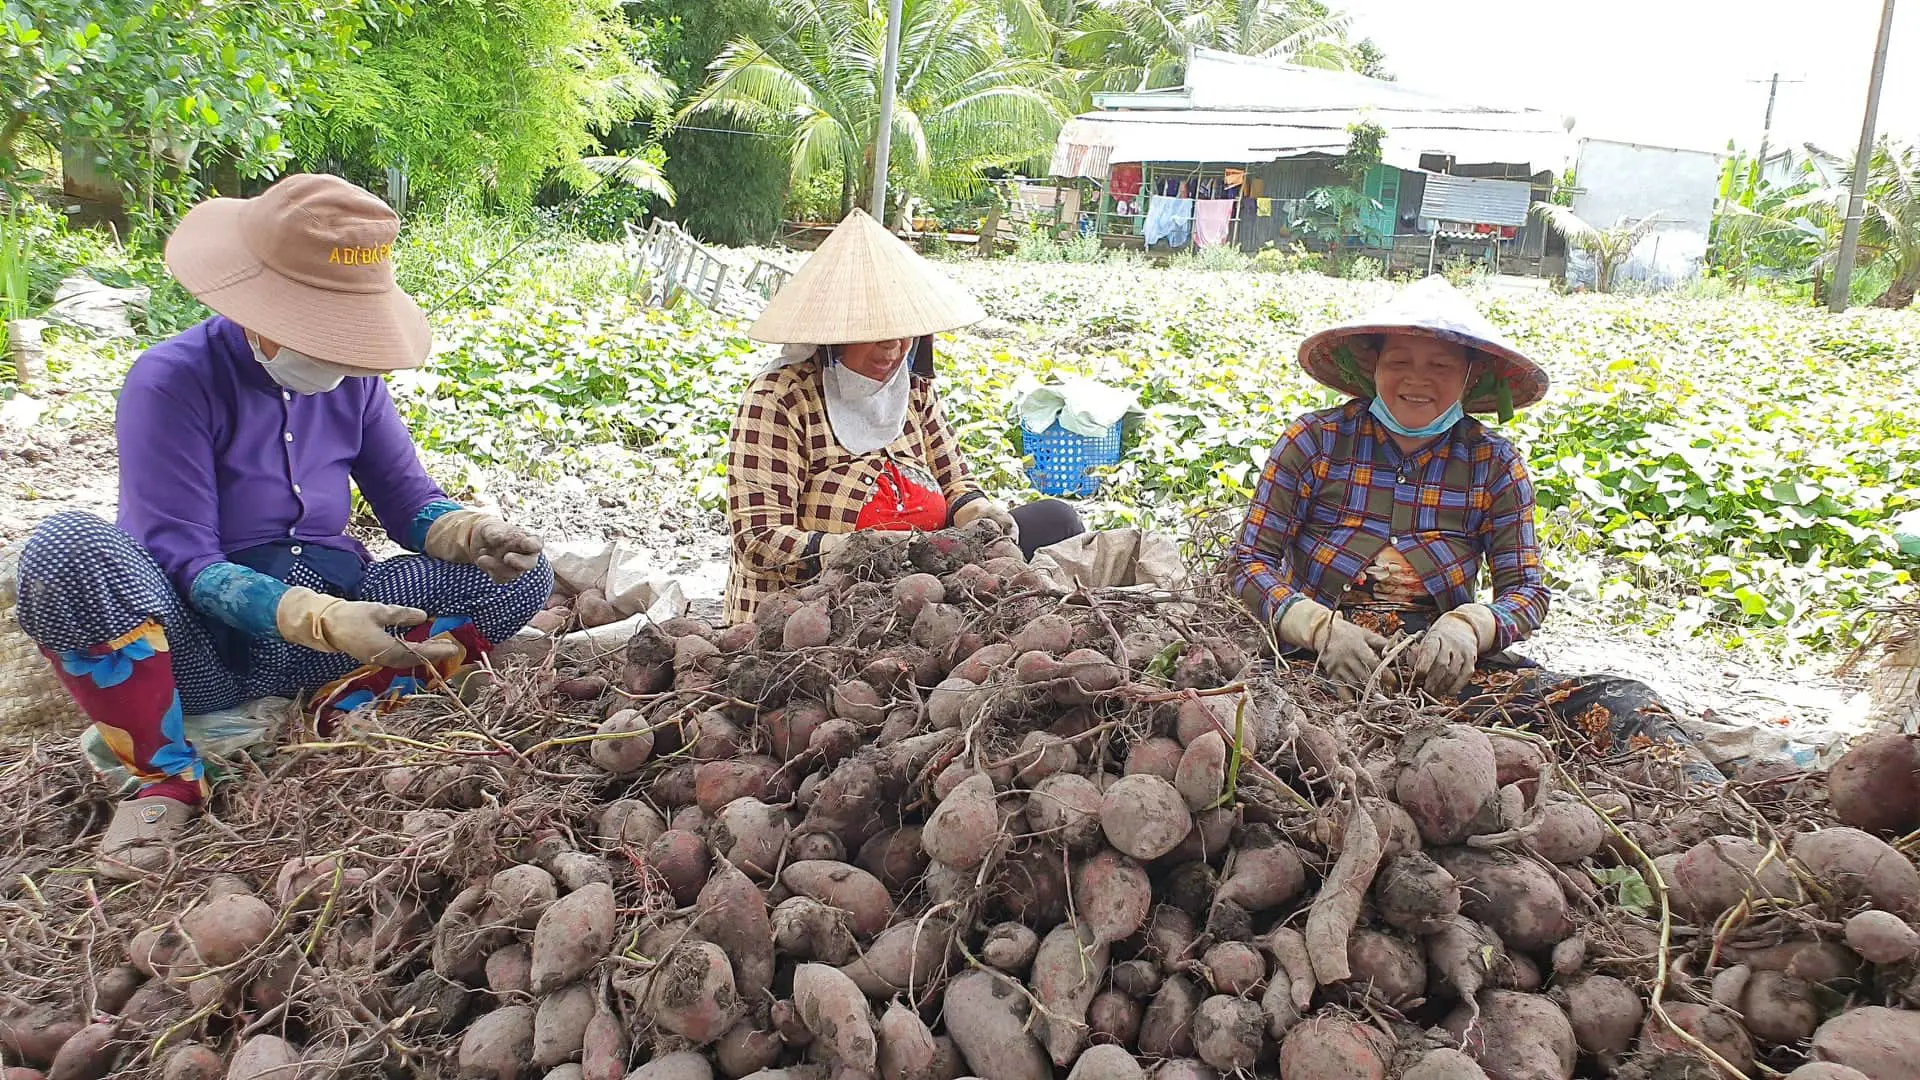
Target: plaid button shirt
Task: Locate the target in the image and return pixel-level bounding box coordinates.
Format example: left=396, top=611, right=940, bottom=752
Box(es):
left=725, top=357, right=983, bottom=623
left=1230, top=399, right=1550, bottom=650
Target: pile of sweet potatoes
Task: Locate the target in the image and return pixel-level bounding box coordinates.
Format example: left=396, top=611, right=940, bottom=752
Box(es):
left=6, top=525, right=1920, bottom=1080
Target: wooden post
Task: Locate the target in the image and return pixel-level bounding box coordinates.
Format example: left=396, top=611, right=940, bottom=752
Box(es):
left=981, top=201, right=1001, bottom=258
left=709, top=262, right=729, bottom=309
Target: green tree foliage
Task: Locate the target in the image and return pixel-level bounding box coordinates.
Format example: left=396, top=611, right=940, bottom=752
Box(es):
left=630, top=0, right=791, bottom=246
left=1064, top=0, right=1367, bottom=95
left=687, top=0, right=1072, bottom=219
left=1531, top=203, right=1667, bottom=295
left=285, top=0, right=665, bottom=211
left=0, top=0, right=392, bottom=222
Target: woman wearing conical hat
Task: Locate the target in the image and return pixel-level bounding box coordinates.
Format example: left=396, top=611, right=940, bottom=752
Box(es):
left=725, top=210, right=1084, bottom=623
left=1231, top=277, right=1721, bottom=785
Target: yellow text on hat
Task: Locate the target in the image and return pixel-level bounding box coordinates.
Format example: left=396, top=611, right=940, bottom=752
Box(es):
left=329, top=243, right=394, bottom=266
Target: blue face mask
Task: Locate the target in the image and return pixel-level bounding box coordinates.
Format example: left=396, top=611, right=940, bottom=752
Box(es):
left=1370, top=395, right=1463, bottom=439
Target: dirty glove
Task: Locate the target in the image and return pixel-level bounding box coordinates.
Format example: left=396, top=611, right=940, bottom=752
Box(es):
left=818, top=527, right=913, bottom=567
left=1277, top=597, right=1389, bottom=689
left=952, top=498, right=1019, bottom=545
left=1411, top=604, right=1497, bottom=697
left=275, top=587, right=463, bottom=668
left=424, top=509, right=544, bottom=584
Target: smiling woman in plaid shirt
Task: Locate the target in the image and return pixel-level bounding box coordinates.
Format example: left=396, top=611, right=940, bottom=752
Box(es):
left=1231, top=277, right=1721, bottom=785
left=724, top=211, right=1085, bottom=623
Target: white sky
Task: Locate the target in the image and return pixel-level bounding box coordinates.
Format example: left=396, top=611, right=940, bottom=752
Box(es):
left=1342, top=0, right=1917, bottom=160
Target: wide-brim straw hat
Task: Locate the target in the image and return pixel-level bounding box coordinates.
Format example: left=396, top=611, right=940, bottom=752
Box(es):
left=749, top=209, right=985, bottom=345
left=1298, top=276, right=1548, bottom=417
left=164, top=173, right=430, bottom=371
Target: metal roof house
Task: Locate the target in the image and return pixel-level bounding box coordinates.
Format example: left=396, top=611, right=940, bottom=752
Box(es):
left=1048, top=49, right=1577, bottom=272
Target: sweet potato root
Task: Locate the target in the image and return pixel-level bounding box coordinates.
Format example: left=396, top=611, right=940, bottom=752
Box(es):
left=1073, top=850, right=1153, bottom=946
left=1307, top=795, right=1382, bottom=985
left=1826, top=735, right=1920, bottom=836
left=1279, top=1017, right=1393, bottom=1080
left=1396, top=725, right=1499, bottom=846
left=1812, top=1007, right=1920, bottom=1080
left=1033, top=922, right=1109, bottom=1067
left=1447, top=991, right=1575, bottom=1080
left=942, top=971, right=1053, bottom=1080
left=1432, top=849, right=1572, bottom=953
left=1101, top=775, right=1192, bottom=862
left=1192, top=995, right=1264, bottom=1072
left=1794, top=827, right=1920, bottom=916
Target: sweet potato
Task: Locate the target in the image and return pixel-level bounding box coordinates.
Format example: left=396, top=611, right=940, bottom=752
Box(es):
left=1668, top=835, right=1799, bottom=920
left=1201, top=942, right=1266, bottom=997
left=1010, top=614, right=1075, bottom=656
left=943, top=971, right=1053, bottom=1080
left=1127, top=737, right=1186, bottom=782
left=1090, top=990, right=1144, bottom=1047
left=1396, top=725, right=1500, bottom=846
left=159, top=1044, right=224, bottom=1080
left=912, top=603, right=967, bottom=652
left=128, top=925, right=186, bottom=979
left=459, top=1007, right=536, bottom=1080
left=1067, top=1044, right=1145, bottom=1080
left=1374, top=852, right=1461, bottom=934
left=1734, top=970, right=1819, bottom=1046
left=1727, top=939, right=1862, bottom=988
left=530, top=882, right=615, bottom=994
left=1073, top=850, right=1153, bottom=946
left=1175, top=731, right=1229, bottom=812
left=1828, top=735, right=1920, bottom=835
left=1403, top=1049, right=1490, bottom=1080
left=1113, top=959, right=1163, bottom=999
left=781, top=861, right=894, bottom=940
left=597, top=799, right=668, bottom=850
left=1426, top=917, right=1504, bottom=1004
left=1215, top=825, right=1306, bottom=912
left=983, top=922, right=1040, bottom=973
left=923, top=773, right=1000, bottom=870
left=1101, top=775, right=1192, bottom=861
left=1140, top=974, right=1203, bottom=1058
left=1469, top=798, right=1605, bottom=866
left=1790, top=1068, right=1872, bottom=1080
left=1447, top=991, right=1575, bottom=1080
left=644, top=941, right=741, bottom=1045
left=1638, top=1003, right=1754, bottom=1076
left=713, top=797, right=791, bottom=880
left=858, top=827, right=930, bottom=892
left=1279, top=1017, right=1392, bottom=1080
left=1154, top=1061, right=1221, bottom=1080
left=1795, top=827, right=1920, bottom=916
left=626, top=1052, right=714, bottom=1080
left=697, top=757, right=782, bottom=815
left=1191, top=995, right=1264, bottom=1072
left=769, top=896, right=858, bottom=966
left=580, top=1002, right=628, bottom=1080
left=1307, top=795, right=1383, bottom=985
left=1013, top=731, right=1080, bottom=785
left=1556, top=975, right=1641, bottom=1063
left=93, top=966, right=143, bottom=1017
left=839, top=918, right=952, bottom=999
left=1432, top=849, right=1572, bottom=952
left=5, top=1009, right=77, bottom=1063
left=792, top=963, right=878, bottom=1072
left=1033, top=922, right=1109, bottom=1067
left=1813, top=1007, right=1920, bottom=1080
left=1026, top=773, right=1104, bottom=852
left=589, top=708, right=654, bottom=775
left=1846, top=910, right=1920, bottom=964
left=1345, top=930, right=1425, bottom=1004
left=45, top=1022, right=119, bottom=1080
left=487, top=945, right=534, bottom=996
left=180, top=893, right=276, bottom=968
left=534, top=983, right=595, bottom=1068
left=875, top=1001, right=939, bottom=1080
left=696, top=861, right=776, bottom=1000
left=640, top=832, right=708, bottom=907
left=717, top=1021, right=783, bottom=1078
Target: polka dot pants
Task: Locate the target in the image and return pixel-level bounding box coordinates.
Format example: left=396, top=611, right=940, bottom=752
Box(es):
left=16, top=511, right=553, bottom=716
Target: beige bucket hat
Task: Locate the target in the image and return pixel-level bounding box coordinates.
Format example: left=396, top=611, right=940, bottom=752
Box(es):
left=164, top=173, right=430, bottom=371
left=749, top=209, right=985, bottom=345
left=1298, top=276, right=1548, bottom=419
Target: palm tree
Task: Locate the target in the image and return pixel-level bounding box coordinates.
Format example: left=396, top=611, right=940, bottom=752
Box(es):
left=1064, top=0, right=1363, bottom=95
left=1807, top=138, right=1920, bottom=309
left=1531, top=204, right=1667, bottom=294
left=683, top=0, right=1073, bottom=219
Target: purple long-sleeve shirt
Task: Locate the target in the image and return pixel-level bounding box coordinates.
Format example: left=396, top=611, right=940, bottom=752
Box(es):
left=116, top=316, right=447, bottom=595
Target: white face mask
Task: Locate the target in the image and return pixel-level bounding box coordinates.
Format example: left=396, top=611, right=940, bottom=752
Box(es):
left=246, top=331, right=353, bottom=395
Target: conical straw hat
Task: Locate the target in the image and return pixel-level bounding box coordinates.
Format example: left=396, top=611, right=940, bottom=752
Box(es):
left=750, top=209, right=986, bottom=344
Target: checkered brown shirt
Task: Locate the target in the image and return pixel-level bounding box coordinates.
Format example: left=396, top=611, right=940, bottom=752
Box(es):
left=1230, top=399, right=1550, bottom=650
left=725, top=357, right=984, bottom=622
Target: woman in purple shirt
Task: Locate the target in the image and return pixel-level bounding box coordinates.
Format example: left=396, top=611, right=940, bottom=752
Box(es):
left=15, top=175, right=552, bottom=879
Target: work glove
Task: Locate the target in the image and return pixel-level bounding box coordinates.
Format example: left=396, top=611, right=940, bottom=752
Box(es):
left=952, top=498, right=1019, bottom=545
left=1411, top=604, right=1498, bottom=698
left=424, top=509, right=545, bottom=584
left=1277, top=597, right=1389, bottom=690
left=819, top=527, right=914, bottom=565
left=276, top=587, right=463, bottom=669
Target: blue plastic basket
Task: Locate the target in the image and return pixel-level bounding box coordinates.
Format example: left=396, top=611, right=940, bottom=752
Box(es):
left=1023, top=420, right=1124, bottom=496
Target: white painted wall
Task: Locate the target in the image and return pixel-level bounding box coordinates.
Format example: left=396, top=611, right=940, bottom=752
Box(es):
left=1570, top=138, right=1723, bottom=289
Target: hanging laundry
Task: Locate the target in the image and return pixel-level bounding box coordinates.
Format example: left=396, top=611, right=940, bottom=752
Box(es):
left=1256, top=198, right=1275, bottom=218
left=1144, top=197, right=1194, bottom=248
left=1110, top=164, right=1142, bottom=199
left=1193, top=199, right=1235, bottom=247
left=1224, top=168, right=1247, bottom=191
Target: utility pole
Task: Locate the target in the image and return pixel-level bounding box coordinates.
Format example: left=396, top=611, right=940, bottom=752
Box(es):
left=1830, top=0, right=1898, bottom=313
left=869, top=0, right=905, bottom=224
left=1745, top=72, right=1801, bottom=192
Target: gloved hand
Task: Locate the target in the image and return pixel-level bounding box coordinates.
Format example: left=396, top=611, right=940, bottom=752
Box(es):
left=425, top=509, right=545, bottom=584
left=819, top=527, right=914, bottom=565
left=953, top=498, right=1019, bottom=544
left=1411, top=604, right=1497, bottom=697
left=276, top=587, right=463, bottom=668
left=1277, top=597, right=1389, bottom=689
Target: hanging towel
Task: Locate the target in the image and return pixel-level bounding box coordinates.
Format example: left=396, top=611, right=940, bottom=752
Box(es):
left=1145, top=197, right=1194, bottom=248
left=1256, top=198, right=1274, bottom=218
left=1110, top=164, right=1142, bottom=199
left=1193, top=200, right=1235, bottom=247
left=1224, top=168, right=1246, bottom=191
